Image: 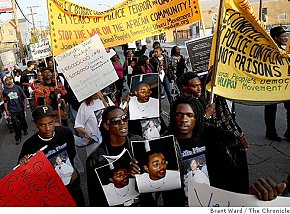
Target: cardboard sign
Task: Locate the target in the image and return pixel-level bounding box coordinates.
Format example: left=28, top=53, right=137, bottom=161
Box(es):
left=48, top=0, right=202, bottom=56
left=30, top=39, right=52, bottom=60
left=0, top=151, right=76, bottom=207
left=55, top=34, right=118, bottom=102
left=0, top=50, right=16, bottom=68
left=185, top=35, right=213, bottom=73
left=188, top=181, right=290, bottom=207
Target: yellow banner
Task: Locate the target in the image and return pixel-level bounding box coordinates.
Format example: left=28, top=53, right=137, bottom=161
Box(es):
left=207, top=0, right=290, bottom=103
left=48, top=0, right=201, bottom=56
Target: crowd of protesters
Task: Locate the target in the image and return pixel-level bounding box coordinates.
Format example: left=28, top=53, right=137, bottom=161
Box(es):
left=1, top=33, right=290, bottom=206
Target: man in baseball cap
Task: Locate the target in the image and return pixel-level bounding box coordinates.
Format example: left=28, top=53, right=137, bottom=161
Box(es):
left=32, top=105, right=56, bottom=122
left=18, top=104, right=85, bottom=206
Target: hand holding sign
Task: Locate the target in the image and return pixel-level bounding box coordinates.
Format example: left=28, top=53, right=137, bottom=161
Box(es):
left=0, top=151, right=76, bottom=207
left=55, top=34, right=118, bottom=102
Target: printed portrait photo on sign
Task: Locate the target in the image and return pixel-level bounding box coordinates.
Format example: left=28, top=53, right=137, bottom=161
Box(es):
left=49, top=150, right=74, bottom=186
left=129, top=73, right=159, bottom=120
left=140, top=118, right=162, bottom=140
left=95, top=149, right=139, bottom=206
left=183, top=154, right=210, bottom=197
left=131, top=135, right=181, bottom=193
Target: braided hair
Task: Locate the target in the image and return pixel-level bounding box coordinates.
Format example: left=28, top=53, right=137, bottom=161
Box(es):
left=100, top=106, right=125, bottom=143
left=169, top=95, right=204, bottom=137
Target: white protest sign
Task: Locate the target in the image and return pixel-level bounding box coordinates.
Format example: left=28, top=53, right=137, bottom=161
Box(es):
left=189, top=181, right=290, bottom=207
left=0, top=50, right=16, bottom=67
left=30, top=39, right=52, bottom=60
left=55, top=34, right=118, bottom=102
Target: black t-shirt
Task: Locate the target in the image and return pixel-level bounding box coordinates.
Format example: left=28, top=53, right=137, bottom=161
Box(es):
left=18, top=126, right=76, bottom=168
left=20, top=69, right=37, bottom=97
left=177, top=126, right=249, bottom=195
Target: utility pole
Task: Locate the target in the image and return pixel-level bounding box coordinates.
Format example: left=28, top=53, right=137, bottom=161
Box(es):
left=38, top=21, right=44, bottom=39
left=11, top=0, right=24, bottom=63
left=259, top=0, right=262, bottom=21
left=27, top=6, right=40, bottom=40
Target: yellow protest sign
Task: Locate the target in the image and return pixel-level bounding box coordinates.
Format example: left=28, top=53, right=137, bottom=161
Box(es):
left=207, top=0, right=290, bottom=103
left=48, top=0, right=202, bottom=56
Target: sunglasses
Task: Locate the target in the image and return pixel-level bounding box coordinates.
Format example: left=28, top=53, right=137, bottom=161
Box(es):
left=106, top=114, right=129, bottom=125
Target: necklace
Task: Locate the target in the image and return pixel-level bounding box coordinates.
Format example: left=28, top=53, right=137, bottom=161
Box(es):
left=148, top=178, right=165, bottom=190
left=114, top=186, right=129, bottom=197
left=38, top=132, right=55, bottom=141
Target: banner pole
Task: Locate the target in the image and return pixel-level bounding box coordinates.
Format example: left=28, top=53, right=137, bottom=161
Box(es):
left=47, top=0, right=62, bottom=125
left=210, top=0, right=224, bottom=104
left=97, top=91, right=109, bottom=108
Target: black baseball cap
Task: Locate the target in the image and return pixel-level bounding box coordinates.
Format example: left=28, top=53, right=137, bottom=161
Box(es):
left=32, top=105, right=56, bottom=121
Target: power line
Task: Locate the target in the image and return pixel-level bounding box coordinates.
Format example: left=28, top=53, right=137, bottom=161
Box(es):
left=15, top=0, right=32, bottom=24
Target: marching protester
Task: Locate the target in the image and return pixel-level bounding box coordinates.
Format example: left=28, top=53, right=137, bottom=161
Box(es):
left=18, top=105, right=85, bottom=206
left=86, top=106, right=143, bottom=206
left=34, top=67, right=67, bottom=125
left=74, top=91, right=114, bottom=157
left=13, top=70, right=22, bottom=87
left=132, top=55, right=155, bottom=76
left=20, top=60, right=37, bottom=113
left=12, top=64, right=22, bottom=77
left=149, top=41, right=168, bottom=58
left=170, top=45, right=187, bottom=89
left=264, top=26, right=290, bottom=142
left=129, top=95, right=286, bottom=206
left=150, top=47, right=174, bottom=105
left=111, top=54, right=124, bottom=105
left=180, top=72, right=249, bottom=150
left=2, top=76, right=28, bottom=144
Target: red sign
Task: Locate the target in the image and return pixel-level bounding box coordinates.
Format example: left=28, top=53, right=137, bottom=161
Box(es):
left=0, top=0, right=12, bottom=13
left=0, top=152, right=76, bottom=207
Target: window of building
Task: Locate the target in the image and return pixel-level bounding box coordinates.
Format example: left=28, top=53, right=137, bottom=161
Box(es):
left=278, top=13, right=287, bottom=20
left=8, top=29, right=13, bottom=35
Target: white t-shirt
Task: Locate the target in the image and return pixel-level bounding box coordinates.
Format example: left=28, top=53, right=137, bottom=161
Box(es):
left=54, top=162, right=74, bottom=185
left=136, top=170, right=181, bottom=193
left=129, top=96, right=159, bottom=120
left=74, top=97, right=114, bottom=156
left=102, top=178, right=139, bottom=206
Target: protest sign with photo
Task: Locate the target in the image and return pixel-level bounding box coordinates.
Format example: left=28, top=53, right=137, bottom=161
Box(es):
left=129, top=73, right=159, bottom=120
left=188, top=181, right=290, bottom=207
left=95, top=149, right=139, bottom=206
left=30, top=39, right=52, bottom=60
left=55, top=34, right=118, bottom=102
left=185, top=35, right=213, bottom=73
left=207, top=0, right=290, bottom=103
left=131, top=135, right=181, bottom=193
left=0, top=151, right=76, bottom=207
left=48, top=0, right=202, bottom=56
left=0, top=50, right=16, bottom=68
